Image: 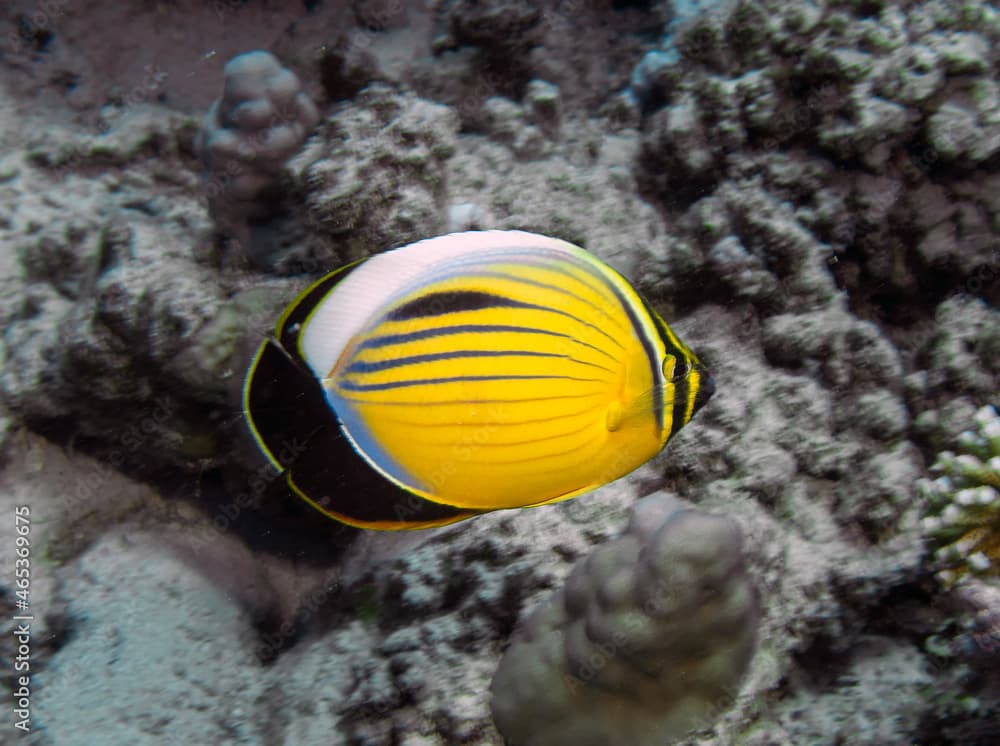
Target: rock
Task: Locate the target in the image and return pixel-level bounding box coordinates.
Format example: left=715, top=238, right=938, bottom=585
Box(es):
left=525, top=78, right=561, bottom=135
left=481, top=95, right=526, bottom=144
left=32, top=531, right=263, bottom=745
left=922, top=297, right=1000, bottom=399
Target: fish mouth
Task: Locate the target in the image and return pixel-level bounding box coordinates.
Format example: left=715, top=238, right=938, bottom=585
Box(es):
left=693, top=368, right=715, bottom=413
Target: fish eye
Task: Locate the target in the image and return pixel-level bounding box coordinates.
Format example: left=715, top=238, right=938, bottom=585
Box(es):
left=663, top=355, right=689, bottom=381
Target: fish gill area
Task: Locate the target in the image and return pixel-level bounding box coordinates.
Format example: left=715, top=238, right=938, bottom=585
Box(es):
left=0, top=1, right=998, bottom=744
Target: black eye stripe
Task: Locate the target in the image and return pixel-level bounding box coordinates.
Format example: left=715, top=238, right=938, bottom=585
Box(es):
left=672, top=357, right=689, bottom=380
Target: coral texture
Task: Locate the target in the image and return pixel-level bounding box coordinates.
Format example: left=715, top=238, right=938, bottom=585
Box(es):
left=490, top=493, right=758, bottom=746
left=632, top=0, right=1000, bottom=316
left=286, top=84, right=458, bottom=266
left=1, top=0, right=1000, bottom=743
left=195, top=50, right=319, bottom=251
left=920, top=404, right=1000, bottom=583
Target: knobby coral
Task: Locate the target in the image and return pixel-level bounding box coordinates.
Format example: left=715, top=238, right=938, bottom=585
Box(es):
left=920, top=404, right=1000, bottom=584
left=490, top=492, right=758, bottom=746
left=195, top=50, right=319, bottom=257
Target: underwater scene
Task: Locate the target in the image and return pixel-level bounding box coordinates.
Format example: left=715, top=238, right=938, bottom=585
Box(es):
left=0, top=0, right=998, bottom=744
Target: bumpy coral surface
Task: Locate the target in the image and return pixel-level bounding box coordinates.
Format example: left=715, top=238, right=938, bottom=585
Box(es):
left=633, top=0, right=1000, bottom=316
left=1, top=0, right=1000, bottom=743
left=920, top=404, right=1000, bottom=583
left=490, top=493, right=758, bottom=746
left=287, top=84, right=458, bottom=264
left=195, top=50, right=319, bottom=247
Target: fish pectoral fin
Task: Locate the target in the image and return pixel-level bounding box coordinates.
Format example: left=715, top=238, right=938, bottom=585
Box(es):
left=609, top=387, right=662, bottom=432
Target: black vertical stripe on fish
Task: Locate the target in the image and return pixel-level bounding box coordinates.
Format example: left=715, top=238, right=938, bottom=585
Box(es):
left=669, top=372, right=692, bottom=438
left=575, top=267, right=665, bottom=432
left=244, top=333, right=479, bottom=528
left=275, top=260, right=365, bottom=352
left=636, top=291, right=693, bottom=363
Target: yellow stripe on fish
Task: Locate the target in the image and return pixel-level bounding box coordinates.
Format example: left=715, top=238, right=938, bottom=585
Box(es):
left=242, top=230, right=714, bottom=529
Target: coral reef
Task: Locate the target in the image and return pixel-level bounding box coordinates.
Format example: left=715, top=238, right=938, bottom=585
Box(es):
left=920, top=405, right=1000, bottom=583
left=195, top=50, right=319, bottom=263
left=1, top=0, right=1000, bottom=743
left=286, top=84, right=458, bottom=266
left=490, top=493, right=758, bottom=746
left=632, top=0, right=1000, bottom=318
left=954, top=579, right=1000, bottom=670
left=0, top=110, right=231, bottom=476
left=412, top=0, right=665, bottom=118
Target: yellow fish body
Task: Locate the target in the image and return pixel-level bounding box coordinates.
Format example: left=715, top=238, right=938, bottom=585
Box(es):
left=243, top=230, right=713, bottom=529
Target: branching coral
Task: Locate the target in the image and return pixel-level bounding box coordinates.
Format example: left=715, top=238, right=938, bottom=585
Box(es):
left=919, top=404, right=1000, bottom=584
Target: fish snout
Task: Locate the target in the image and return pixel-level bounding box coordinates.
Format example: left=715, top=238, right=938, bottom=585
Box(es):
left=692, top=368, right=715, bottom=413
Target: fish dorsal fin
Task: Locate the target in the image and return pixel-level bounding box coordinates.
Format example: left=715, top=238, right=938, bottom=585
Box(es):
left=297, top=231, right=588, bottom=380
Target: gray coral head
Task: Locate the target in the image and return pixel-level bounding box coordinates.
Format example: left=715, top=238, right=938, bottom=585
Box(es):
left=219, top=51, right=316, bottom=133
left=222, top=52, right=285, bottom=98
left=204, top=50, right=320, bottom=165
left=195, top=49, right=320, bottom=239
left=490, top=492, right=758, bottom=746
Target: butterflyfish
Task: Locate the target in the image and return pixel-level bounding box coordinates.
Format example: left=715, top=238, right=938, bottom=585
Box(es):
left=243, top=230, right=714, bottom=530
